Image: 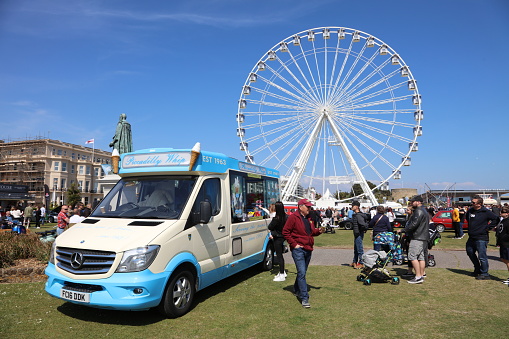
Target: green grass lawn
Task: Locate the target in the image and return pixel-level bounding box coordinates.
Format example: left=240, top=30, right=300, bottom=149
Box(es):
left=1, top=265, right=508, bottom=338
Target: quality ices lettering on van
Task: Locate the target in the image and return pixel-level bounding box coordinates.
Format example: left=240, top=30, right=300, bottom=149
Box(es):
left=122, top=152, right=191, bottom=168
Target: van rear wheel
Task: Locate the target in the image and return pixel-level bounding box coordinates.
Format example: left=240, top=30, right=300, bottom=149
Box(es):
left=158, top=269, right=195, bottom=318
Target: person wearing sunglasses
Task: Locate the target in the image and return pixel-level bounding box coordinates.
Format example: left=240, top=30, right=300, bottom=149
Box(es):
left=57, top=205, right=70, bottom=236
left=465, top=196, right=499, bottom=280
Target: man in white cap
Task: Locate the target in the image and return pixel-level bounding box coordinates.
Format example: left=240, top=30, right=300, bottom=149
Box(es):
left=283, top=198, right=323, bottom=308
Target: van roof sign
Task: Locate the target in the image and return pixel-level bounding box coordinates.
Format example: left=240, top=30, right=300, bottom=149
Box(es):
left=119, top=148, right=279, bottom=178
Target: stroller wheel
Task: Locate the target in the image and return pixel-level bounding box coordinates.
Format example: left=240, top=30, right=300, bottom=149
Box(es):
left=356, top=274, right=364, bottom=282
left=428, top=258, right=436, bottom=267
left=394, top=259, right=403, bottom=265
left=363, top=278, right=371, bottom=286
left=391, top=277, right=400, bottom=285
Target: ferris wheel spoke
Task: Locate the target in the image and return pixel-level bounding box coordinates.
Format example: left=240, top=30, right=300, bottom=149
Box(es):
left=339, top=63, right=397, bottom=101
left=340, top=129, right=393, bottom=179
left=244, top=118, right=310, bottom=143
left=348, top=115, right=414, bottom=128
left=329, top=38, right=355, bottom=100
left=250, top=120, right=313, bottom=156
left=338, top=118, right=409, bottom=155
left=340, top=94, right=413, bottom=110
left=263, top=63, right=321, bottom=105
left=344, top=81, right=407, bottom=105
left=255, top=73, right=318, bottom=106
left=275, top=49, right=322, bottom=104
left=345, top=109, right=415, bottom=115
left=334, top=42, right=368, bottom=99
left=326, top=38, right=343, bottom=101
left=336, top=49, right=379, bottom=99
left=246, top=99, right=311, bottom=112
left=344, top=117, right=414, bottom=144
left=257, top=125, right=313, bottom=166
left=252, top=87, right=315, bottom=108
left=241, top=110, right=308, bottom=116
left=241, top=115, right=310, bottom=130
left=296, top=42, right=323, bottom=103
left=311, top=40, right=326, bottom=103
left=275, top=129, right=315, bottom=171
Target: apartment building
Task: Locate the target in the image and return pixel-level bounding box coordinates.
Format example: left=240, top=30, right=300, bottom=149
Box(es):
left=0, top=138, right=111, bottom=208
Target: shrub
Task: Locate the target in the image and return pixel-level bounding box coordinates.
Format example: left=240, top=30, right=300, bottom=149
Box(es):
left=0, top=232, right=53, bottom=268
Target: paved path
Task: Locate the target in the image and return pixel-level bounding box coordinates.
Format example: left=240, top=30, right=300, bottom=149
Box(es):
left=283, top=248, right=508, bottom=270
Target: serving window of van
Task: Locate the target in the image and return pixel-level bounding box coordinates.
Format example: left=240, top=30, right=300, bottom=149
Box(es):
left=229, top=170, right=280, bottom=223
left=92, top=176, right=196, bottom=220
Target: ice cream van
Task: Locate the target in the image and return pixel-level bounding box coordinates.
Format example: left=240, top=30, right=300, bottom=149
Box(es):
left=44, top=144, right=280, bottom=318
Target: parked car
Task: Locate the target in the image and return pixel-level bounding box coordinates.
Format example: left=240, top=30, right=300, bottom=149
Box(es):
left=47, top=206, right=62, bottom=223
left=431, top=210, right=468, bottom=233
left=393, top=211, right=407, bottom=228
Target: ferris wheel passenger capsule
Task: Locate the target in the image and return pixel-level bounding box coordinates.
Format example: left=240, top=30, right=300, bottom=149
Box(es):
left=413, top=126, right=423, bottom=136
left=391, top=55, right=400, bottom=65
left=380, top=44, right=388, bottom=55
left=257, top=62, right=266, bottom=71
left=338, top=28, right=346, bottom=40
left=236, top=113, right=245, bottom=123
left=412, top=94, right=421, bottom=105
left=408, top=80, right=416, bottom=91
left=280, top=42, right=289, bottom=52
left=402, top=157, right=411, bottom=166
left=400, top=66, right=409, bottom=77
left=239, top=99, right=246, bottom=109
left=381, top=183, right=389, bottom=191
left=240, top=142, right=248, bottom=151
left=414, top=110, right=424, bottom=121
left=352, top=31, right=361, bottom=42
left=323, top=28, right=330, bottom=39
left=249, top=73, right=257, bottom=82
left=307, top=30, right=315, bottom=41
left=245, top=155, right=254, bottom=163
left=236, top=128, right=245, bottom=137
left=293, top=35, right=301, bottom=45
left=393, top=170, right=401, bottom=180
left=268, top=51, right=276, bottom=61
left=366, top=37, right=375, bottom=47
left=243, top=86, right=251, bottom=95
left=409, top=142, right=419, bottom=152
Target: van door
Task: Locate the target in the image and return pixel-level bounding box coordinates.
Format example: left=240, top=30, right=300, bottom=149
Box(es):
left=189, top=177, right=229, bottom=276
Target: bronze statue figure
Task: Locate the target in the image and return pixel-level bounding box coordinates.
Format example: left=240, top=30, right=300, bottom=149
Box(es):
left=109, top=113, right=133, bottom=154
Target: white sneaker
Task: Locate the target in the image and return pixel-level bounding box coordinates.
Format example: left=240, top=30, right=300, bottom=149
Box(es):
left=273, top=274, right=286, bottom=282
left=282, top=271, right=287, bottom=278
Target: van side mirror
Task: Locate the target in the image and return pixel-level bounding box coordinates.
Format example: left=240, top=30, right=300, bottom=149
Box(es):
left=198, top=201, right=212, bottom=224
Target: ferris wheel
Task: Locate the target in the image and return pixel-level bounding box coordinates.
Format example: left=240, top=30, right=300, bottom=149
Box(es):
left=236, top=27, right=423, bottom=204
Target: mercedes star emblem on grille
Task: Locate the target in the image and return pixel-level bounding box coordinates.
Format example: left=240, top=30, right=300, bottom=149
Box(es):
left=70, top=252, right=84, bottom=269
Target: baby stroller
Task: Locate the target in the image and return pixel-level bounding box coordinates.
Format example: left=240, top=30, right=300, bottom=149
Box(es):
left=397, top=225, right=441, bottom=267
left=321, top=218, right=338, bottom=234
left=356, top=250, right=400, bottom=286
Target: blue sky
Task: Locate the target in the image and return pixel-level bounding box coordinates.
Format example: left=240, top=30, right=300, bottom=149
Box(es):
left=1, top=0, right=508, bottom=193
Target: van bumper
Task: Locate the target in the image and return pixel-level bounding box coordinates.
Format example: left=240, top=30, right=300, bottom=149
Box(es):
left=44, top=263, right=168, bottom=311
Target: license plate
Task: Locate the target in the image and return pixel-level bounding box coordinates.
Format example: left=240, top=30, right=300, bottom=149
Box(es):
left=60, top=289, right=91, bottom=303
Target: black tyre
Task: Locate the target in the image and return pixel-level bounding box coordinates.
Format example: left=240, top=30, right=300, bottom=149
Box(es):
left=357, top=274, right=364, bottom=282
left=343, top=221, right=353, bottom=230
left=158, top=269, right=195, bottom=318
left=261, top=243, right=274, bottom=271
left=394, top=259, right=404, bottom=266
left=363, top=278, right=371, bottom=286
left=435, top=224, right=445, bottom=233
left=428, top=258, right=436, bottom=267
left=391, top=277, right=400, bottom=285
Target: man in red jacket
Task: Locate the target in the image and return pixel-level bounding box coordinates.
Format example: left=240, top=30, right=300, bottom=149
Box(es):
left=283, top=198, right=323, bottom=308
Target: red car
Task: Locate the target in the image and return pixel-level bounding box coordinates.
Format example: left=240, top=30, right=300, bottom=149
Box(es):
left=431, top=210, right=468, bottom=233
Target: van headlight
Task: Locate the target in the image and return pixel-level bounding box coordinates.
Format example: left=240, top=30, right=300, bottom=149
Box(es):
left=116, top=245, right=160, bottom=273
left=49, top=241, right=57, bottom=264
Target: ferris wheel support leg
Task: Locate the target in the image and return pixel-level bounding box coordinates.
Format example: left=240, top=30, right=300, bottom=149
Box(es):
left=325, top=114, right=378, bottom=205
left=282, top=115, right=325, bottom=201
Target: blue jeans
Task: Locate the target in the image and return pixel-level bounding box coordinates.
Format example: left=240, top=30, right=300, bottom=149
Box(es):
left=291, top=247, right=312, bottom=301
left=353, top=234, right=364, bottom=264
left=466, top=238, right=489, bottom=276
left=458, top=222, right=464, bottom=237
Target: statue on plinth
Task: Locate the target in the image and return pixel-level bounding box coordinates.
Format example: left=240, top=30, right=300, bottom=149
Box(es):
left=109, top=113, right=133, bottom=154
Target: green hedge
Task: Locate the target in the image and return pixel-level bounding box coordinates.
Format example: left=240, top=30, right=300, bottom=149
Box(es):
left=0, top=232, right=52, bottom=268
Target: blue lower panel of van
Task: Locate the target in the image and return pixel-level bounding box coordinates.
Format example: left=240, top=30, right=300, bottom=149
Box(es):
left=45, top=263, right=168, bottom=311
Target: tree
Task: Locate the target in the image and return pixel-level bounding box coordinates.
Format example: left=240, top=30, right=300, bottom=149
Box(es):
left=66, top=183, right=81, bottom=208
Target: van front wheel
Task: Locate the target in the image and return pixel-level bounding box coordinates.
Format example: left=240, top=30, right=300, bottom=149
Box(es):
left=158, top=269, right=195, bottom=318
left=261, top=243, right=274, bottom=271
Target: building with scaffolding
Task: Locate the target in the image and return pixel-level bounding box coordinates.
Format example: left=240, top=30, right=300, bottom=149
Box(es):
left=0, top=137, right=111, bottom=209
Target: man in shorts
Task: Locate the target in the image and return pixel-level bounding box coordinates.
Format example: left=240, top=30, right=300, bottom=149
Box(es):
left=404, top=196, right=430, bottom=284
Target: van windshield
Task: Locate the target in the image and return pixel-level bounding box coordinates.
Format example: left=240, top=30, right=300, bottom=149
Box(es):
left=91, top=176, right=196, bottom=219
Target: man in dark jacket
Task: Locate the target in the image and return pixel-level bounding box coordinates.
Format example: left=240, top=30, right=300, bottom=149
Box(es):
left=404, top=196, right=429, bottom=284
left=351, top=201, right=368, bottom=269
left=465, top=195, right=499, bottom=280
left=283, top=199, right=323, bottom=308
